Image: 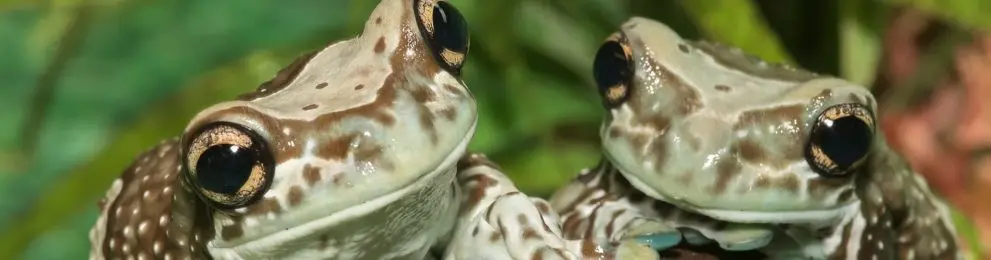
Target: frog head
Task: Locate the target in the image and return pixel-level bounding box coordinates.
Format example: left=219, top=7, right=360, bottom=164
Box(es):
left=592, top=17, right=877, bottom=224
left=177, top=0, right=474, bottom=257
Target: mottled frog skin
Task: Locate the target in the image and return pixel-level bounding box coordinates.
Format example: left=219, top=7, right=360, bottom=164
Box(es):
left=443, top=153, right=662, bottom=260
left=548, top=17, right=963, bottom=259
left=88, top=0, right=476, bottom=259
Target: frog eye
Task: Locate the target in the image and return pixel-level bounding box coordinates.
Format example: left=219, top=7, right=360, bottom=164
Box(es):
left=593, top=36, right=634, bottom=108
left=414, top=0, right=469, bottom=75
left=182, top=122, right=274, bottom=209
left=805, top=103, right=876, bottom=177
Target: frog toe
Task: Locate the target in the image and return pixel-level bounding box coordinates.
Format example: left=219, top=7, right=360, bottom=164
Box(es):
left=615, top=240, right=662, bottom=260
left=624, top=219, right=683, bottom=250
left=703, top=223, right=774, bottom=251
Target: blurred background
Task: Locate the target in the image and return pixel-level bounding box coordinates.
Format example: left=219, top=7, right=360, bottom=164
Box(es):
left=0, top=0, right=988, bottom=259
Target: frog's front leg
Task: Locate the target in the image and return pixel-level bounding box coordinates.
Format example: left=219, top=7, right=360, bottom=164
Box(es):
left=442, top=153, right=656, bottom=260
left=548, top=160, right=683, bottom=252
left=861, top=143, right=963, bottom=259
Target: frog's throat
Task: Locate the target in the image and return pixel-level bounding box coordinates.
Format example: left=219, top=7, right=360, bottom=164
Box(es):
left=610, top=159, right=858, bottom=225
left=209, top=122, right=477, bottom=255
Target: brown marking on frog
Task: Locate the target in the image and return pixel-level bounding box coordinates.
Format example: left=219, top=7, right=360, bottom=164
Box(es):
left=522, top=227, right=539, bottom=240
left=353, top=139, right=393, bottom=172
left=374, top=37, right=386, bottom=54
left=691, top=41, right=820, bottom=82
left=287, top=185, right=304, bottom=206
left=316, top=134, right=358, bottom=161
left=836, top=188, right=855, bottom=204
left=677, top=43, right=691, bottom=54
left=375, top=17, right=382, bottom=25
left=439, top=107, right=457, bottom=120
left=444, top=83, right=464, bottom=97
left=461, top=173, right=497, bottom=214
left=734, top=104, right=808, bottom=163
left=635, top=57, right=702, bottom=115
left=579, top=239, right=609, bottom=259
left=714, top=84, right=731, bottom=92
left=221, top=223, right=244, bottom=241
left=245, top=198, right=282, bottom=216
left=316, top=82, right=328, bottom=89
left=302, top=104, right=318, bottom=111
left=604, top=209, right=626, bottom=237
left=456, top=153, right=501, bottom=172
left=409, top=83, right=440, bottom=144
left=712, top=148, right=743, bottom=195
left=811, top=89, right=833, bottom=104
left=489, top=231, right=503, bottom=242
left=354, top=84, right=364, bottom=90
left=302, top=164, right=321, bottom=186
left=736, top=138, right=767, bottom=164
left=238, top=51, right=318, bottom=101
left=752, top=173, right=800, bottom=194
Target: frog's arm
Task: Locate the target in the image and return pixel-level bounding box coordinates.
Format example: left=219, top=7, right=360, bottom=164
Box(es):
left=866, top=138, right=963, bottom=259
left=442, top=153, right=651, bottom=260
left=88, top=138, right=212, bottom=260
left=547, top=159, right=683, bottom=252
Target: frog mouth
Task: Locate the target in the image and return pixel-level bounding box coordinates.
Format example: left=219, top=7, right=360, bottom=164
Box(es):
left=209, top=124, right=476, bottom=256
left=612, top=161, right=858, bottom=225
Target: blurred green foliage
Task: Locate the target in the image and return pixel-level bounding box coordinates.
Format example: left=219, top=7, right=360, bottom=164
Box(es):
left=0, top=0, right=987, bottom=259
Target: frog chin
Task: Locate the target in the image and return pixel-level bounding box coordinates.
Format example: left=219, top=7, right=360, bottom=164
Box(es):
left=208, top=124, right=475, bottom=258
left=613, top=163, right=857, bottom=226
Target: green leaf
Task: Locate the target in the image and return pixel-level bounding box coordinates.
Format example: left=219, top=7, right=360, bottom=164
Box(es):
left=838, top=0, right=886, bottom=86
left=679, top=0, right=795, bottom=63
left=951, top=207, right=986, bottom=259
left=500, top=140, right=601, bottom=196
left=0, top=49, right=302, bottom=259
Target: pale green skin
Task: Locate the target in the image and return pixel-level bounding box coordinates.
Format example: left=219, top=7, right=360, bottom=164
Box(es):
left=88, top=0, right=480, bottom=259
left=547, top=17, right=964, bottom=259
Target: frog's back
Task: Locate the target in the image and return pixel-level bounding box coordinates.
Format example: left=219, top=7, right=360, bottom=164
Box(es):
left=88, top=138, right=211, bottom=260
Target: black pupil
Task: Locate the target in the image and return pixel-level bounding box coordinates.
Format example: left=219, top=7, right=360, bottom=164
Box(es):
left=196, top=144, right=256, bottom=195
left=815, top=116, right=873, bottom=169
left=593, top=42, right=632, bottom=98
left=433, top=2, right=468, bottom=53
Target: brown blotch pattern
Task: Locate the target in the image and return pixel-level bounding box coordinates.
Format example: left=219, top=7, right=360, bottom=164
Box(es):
left=733, top=105, right=808, bottom=163
left=752, top=173, right=800, bottom=194
left=374, top=37, right=386, bottom=54
left=302, top=164, right=321, bottom=186
left=238, top=51, right=318, bottom=101
left=736, top=139, right=767, bottom=164
left=221, top=224, right=244, bottom=241
left=245, top=198, right=282, bottom=216
left=287, top=186, right=304, bottom=207
left=302, top=104, right=318, bottom=111
left=690, top=40, right=820, bottom=82
left=636, top=57, right=702, bottom=115
left=677, top=43, right=691, bottom=54
left=316, top=82, right=328, bottom=89
left=354, top=84, right=365, bottom=90
left=714, top=84, right=731, bottom=92
left=712, top=148, right=743, bottom=194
